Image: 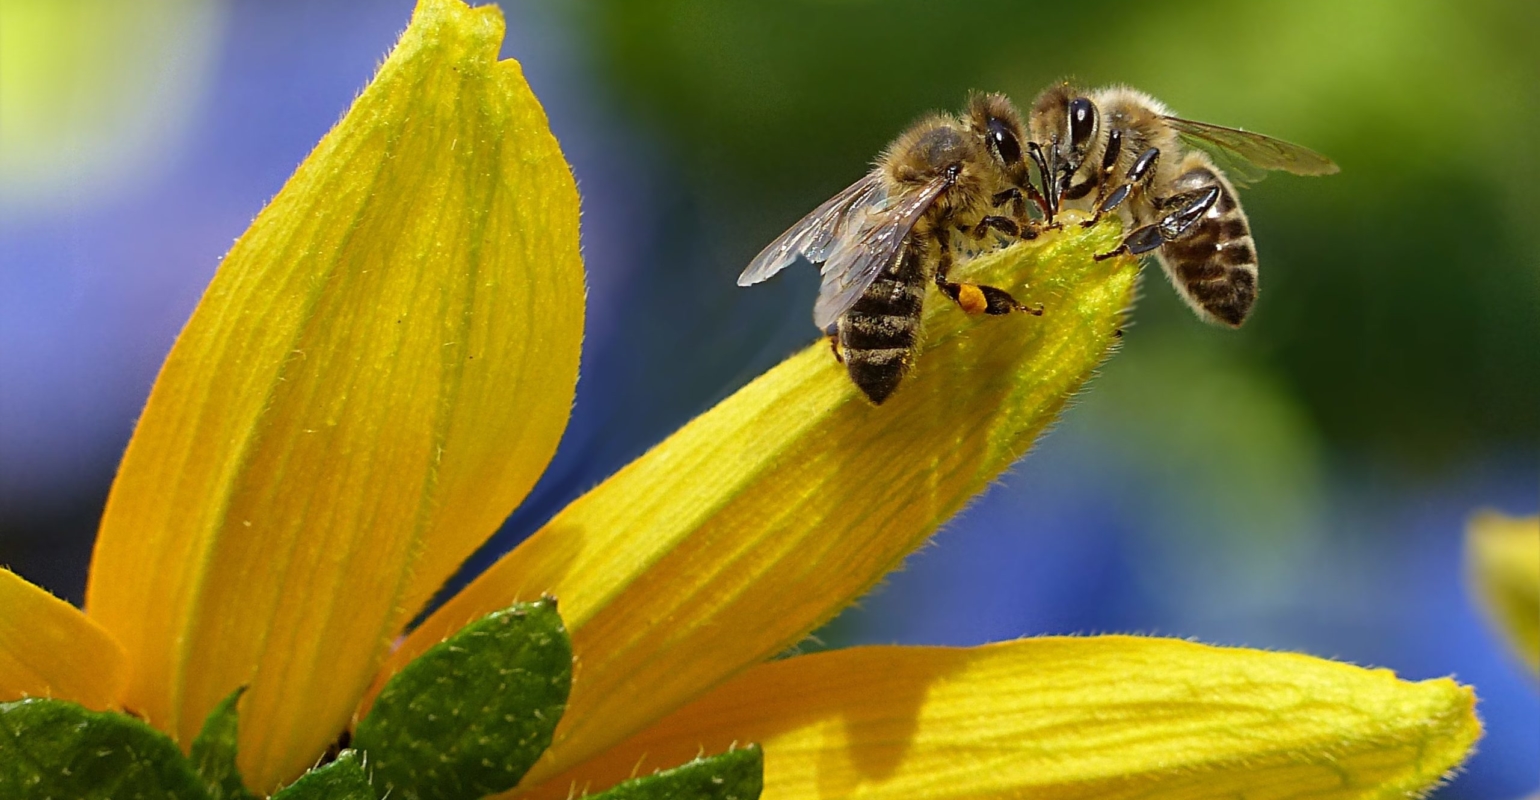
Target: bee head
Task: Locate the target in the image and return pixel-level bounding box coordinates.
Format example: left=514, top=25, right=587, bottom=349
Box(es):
left=965, top=92, right=1027, bottom=173
left=1028, top=83, right=1099, bottom=189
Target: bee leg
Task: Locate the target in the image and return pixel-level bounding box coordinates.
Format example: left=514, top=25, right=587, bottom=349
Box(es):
left=991, top=187, right=1024, bottom=212
left=1083, top=128, right=1125, bottom=218
left=990, top=188, right=1043, bottom=238
left=1093, top=226, right=1160, bottom=261
left=1148, top=186, right=1221, bottom=243
left=1094, top=186, right=1220, bottom=261
left=933, top=227, right=1033, bottom=315
left=970, top=215, right=1023, bottom=239
left=1026, top=141, right=1062, bottom=226
left=992, top=189, right=1047, bottom=240
left=939, top=282, right=1036, bottom=315
left=1083, top=146, right=1159, bottom=228
left=825, top=327, right=844, bottom=363
left=1023, top=184, right=1052, bottom=223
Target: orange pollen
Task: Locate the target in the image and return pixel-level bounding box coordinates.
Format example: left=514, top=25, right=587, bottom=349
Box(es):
left=958, top=284, right=988, bottom=315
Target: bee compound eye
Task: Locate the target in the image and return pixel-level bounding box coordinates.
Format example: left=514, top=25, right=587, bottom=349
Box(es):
left=987, top=118, right=1023, bottom=166
left=1068, top=97, right=1097, bottom=151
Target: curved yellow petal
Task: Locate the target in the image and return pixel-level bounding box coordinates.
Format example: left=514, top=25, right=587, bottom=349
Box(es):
left=524, top=636, right=1480, bottom=800
left=1467, top=510, right=1540, bottom=673
left=397, top=216, right=1137, bottom=786
left=0, top=568, right=126, bottom=711
left=84, top=0, right=582, bottom=790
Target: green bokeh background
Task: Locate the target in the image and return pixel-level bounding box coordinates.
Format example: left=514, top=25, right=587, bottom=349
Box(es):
left=585, top=0, right=1537, bottom=461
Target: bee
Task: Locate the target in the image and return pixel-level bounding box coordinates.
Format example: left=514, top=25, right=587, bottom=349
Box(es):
left=737, top=93, right=1047, bottom=405
left=1027, top=84, right=1338, bottom=326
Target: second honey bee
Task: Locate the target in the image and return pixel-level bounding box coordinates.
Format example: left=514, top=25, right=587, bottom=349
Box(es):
left=738, top=93, right=1045, bottom=405
left=1027, top=84, right=1338, bottom=326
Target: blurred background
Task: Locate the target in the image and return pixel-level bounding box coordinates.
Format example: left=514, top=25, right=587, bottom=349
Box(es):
left=1, top=0, right=1535, bottom=795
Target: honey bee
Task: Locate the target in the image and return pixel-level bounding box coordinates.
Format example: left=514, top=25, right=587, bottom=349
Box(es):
left=737, top=93, right=1046, bottom=404
left=1027, top=84, right=1338, bottom=326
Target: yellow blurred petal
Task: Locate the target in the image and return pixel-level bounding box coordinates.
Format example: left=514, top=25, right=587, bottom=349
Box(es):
left=0, top=568, right=126, bottom=711
left=1466, top=510, right=1540, bottom=673
left=523, top=636, right=1480, bottom=800
left=84, top=0, right=582, bottom=790
left=398, top=215, right=1137, bottom=785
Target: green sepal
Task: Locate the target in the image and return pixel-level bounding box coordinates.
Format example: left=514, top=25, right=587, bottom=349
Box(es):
left=189, top=686, right=257, bottom=800
left=0, top=698, right=210, bottom=800
left=353, top=597, right=572, bottom=800
left=270, top=750, right=373, bottom=800
left=590, top=746, right=764, bottom=800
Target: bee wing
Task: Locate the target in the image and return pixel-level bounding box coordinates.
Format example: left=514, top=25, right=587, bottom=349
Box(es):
left=737, top=171, right=887, bottom=287
left=1164, top=116, right=1340, bottom=181
left=811, top=172, right=951, bottom=329
left=1187, top=141, right=1271, bottom=188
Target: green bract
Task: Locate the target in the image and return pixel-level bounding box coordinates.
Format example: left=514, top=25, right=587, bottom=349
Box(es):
left=354, top=599, right=572, bottom=800
left=191, top=688, right=257, bottom=800
left=269, top=751, right=373, bottom=800
left=588, top=747, right=764, bottom=800
left=0, top=698, right=209, bottom=800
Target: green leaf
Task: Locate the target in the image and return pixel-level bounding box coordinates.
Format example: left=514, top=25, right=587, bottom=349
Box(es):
left=0, top=698, right=210, bottom=800
left=590, top=746, right=763, bottom=800
left=189, top=686, right=257, bottom=800
left=270, top=750, right=373, bottom=800
left=354, top=598, right=572, bottom=800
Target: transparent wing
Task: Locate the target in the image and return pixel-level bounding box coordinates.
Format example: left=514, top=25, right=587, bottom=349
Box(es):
left=1165, top=116, right=1340, bottom=178
left=737, top=172, right=887, bottom=287
left=1190, top=141, right=1271, bottom=188
left=811, top=173, right=951, bottom=329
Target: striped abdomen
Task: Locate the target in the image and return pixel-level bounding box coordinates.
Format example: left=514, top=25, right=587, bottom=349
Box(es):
left=838, top=240, right=927, bottom=404
left=1156, top=160, right=1258, bottom=327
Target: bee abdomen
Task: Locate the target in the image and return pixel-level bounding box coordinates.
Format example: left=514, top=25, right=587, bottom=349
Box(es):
left=850, top=275, right=925, bottom=318
left=840, top=274, right=925, bottom=404
left=842, top=310, right=920, bottom=349
left=844, top=345, right=913, bottom=404
left=1160, top=176, right=1259, bottom=327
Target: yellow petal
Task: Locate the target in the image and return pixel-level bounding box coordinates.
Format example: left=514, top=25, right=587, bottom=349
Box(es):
left=397, top=215, right=1137, bottom=786
left=1466, top=511, right=1540, bottom=673
left=84, top=0, right=582, bottom=790
left=523, top=636, right=1480, bottom=800
left=0, top=568, right=126, bottom=711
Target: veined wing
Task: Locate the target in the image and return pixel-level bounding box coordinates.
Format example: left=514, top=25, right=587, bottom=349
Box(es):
left=1165, top=116, right=1339, bottom=179
left=737, top=172, right=887, bottom=287
left=812, top=172, right=952, bottom=329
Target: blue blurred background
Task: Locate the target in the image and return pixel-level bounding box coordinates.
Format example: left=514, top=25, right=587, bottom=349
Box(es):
left=1, top=1, right=1535, bottom=795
